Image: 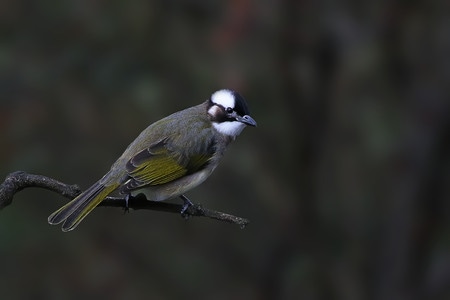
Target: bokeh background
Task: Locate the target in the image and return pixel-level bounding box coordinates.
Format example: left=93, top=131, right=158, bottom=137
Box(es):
left=1, top=1, right=449, bottom=299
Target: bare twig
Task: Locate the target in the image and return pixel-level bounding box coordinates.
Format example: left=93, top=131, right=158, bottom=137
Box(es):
left=0, top=171, right=250, bottom=228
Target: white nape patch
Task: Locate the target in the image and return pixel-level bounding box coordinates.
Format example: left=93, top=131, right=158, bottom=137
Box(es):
left=213, top=121, right=246, bottom=137
left=211, top=89, right=235, bottom=109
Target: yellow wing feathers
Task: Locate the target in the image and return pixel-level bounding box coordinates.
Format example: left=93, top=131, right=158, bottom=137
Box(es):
left=123, top=141, right=213, bottom=191
left=129, top=154, right=188, bottom=185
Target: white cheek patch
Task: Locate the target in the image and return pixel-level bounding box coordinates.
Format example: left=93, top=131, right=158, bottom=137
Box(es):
left=211, top=90, right=235, bottom=108
left=213, top=121, right=246, bottom=137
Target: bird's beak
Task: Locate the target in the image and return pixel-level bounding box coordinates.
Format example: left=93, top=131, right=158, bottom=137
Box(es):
left=236, top=115, right=257, bottom=127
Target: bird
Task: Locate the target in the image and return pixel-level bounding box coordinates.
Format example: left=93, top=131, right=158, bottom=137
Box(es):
left=48, top=89, right=257, bottom=231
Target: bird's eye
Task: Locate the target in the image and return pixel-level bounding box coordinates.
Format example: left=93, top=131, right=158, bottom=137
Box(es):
left=226, top=107, right=233, bottom=113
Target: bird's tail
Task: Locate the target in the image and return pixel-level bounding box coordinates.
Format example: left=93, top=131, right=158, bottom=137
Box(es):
left=48, top=180, right=119, bottom=232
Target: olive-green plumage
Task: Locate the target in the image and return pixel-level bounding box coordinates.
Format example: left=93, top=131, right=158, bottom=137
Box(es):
left=49, top=101, right=227, bottom=231
left=48, top=89, right=256, bottom=232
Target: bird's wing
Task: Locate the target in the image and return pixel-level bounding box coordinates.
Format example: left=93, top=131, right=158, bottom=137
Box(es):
left=122, top=139, right=213, bottom=191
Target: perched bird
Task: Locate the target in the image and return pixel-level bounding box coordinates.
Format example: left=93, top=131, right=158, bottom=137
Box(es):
left=48, top=89, right=257, bottom=231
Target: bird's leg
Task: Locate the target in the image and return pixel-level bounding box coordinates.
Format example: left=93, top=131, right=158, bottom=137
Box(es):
left=124, top=194, right=131, bottom=213
left=179, top=194, right=194, bottom=216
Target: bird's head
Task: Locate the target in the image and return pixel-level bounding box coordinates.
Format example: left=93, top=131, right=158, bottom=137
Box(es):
left=207, top=89, right=257, bottom=138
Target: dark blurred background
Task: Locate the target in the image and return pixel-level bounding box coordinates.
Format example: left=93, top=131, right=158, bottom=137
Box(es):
left=1, top=1, right=449, bottom=299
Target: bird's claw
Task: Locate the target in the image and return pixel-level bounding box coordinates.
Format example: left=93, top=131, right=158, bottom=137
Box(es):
left=179, top=194, right=194, bottom=218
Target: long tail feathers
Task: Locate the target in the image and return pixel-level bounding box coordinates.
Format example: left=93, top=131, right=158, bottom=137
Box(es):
left=48, top=181, right=119, bottom=232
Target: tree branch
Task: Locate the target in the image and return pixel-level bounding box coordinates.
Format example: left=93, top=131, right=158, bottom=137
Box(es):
left=0, top=171, right=250, bottom=228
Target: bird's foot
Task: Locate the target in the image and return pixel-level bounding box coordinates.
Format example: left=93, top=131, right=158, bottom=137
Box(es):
left=179, top=194, right=194, bottom=218
left=123, top=194, right=131, bottom=214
